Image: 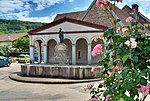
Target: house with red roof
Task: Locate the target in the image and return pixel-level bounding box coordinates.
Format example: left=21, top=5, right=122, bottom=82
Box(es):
left=0, top=33, right=28, bottom=48
left=28, top=0, right=150, bottom=64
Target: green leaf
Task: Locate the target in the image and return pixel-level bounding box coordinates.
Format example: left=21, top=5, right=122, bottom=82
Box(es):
left=133, top=69, right=138, bottom=79
left=133, top=89, right=138, bottom=95
left=104, top=28, right=114, bottom=37
left=98, top=84, right=103, bottom=88
left=133, top=56, right=138, bottom=63
left=135, top=76, right=141, bottom=84
left=114, top=19, right=120, bottom=25
left=140, top=77, right=147, bottom=85
left=122, top=55, right=129, bottom=63
left=125, top=81, right=132, bottom=90
left=140, top=69, right=148, bottom=76
left=103, top=90, right=109, bottom=97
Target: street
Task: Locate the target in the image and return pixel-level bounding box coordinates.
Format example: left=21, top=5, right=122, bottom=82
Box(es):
left=0, top=63, right=97, bottom=101
left=0, top=63, right=149, bottom=101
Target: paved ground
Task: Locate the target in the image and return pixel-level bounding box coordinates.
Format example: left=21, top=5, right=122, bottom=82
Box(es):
left=0, top=63, right=150, bottom=101
left=0, top=63, right=99, bottom=101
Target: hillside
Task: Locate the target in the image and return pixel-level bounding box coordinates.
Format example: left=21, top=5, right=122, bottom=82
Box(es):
left=0, top=19, right=46, bottom=34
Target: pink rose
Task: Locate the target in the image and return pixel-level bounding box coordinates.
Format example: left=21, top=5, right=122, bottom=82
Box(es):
left=91, top=67, right=97, bottom=72
left=99, top=33, right=104, bottom=40
left=124, top=40, right=130, bottom=46
left=130, top=38, right=137, bottom=48
left=96, top=0, right=108, bottom=9
left=87, top=83, right=94, bottom=89
left=94, top=38, right=99, bottom=42
left=130, top=37, right=136, bottom=42
left=117, top=0, right=122, bottom=2
left=115, top=66, right=122, bottom=71
left=126, top=16, right=133, bottom=23
left=89, top=98, right=98, bottom=101
left=138, top=84, right=150, bottom=96
left=122, top=28, right=128, bottom=34
left=92, top=44, right=102, bottom=57
left=106, top=94, right=111, bottom=101
left=84, top=83, right=94, bottom=91
left=104, top=74, right=108, bottom=77
left=131, top=41, right=137, bottom=48
left=107, top=70, right=113, bottom=76
left=103, top=0, right=109, bottom=3
left=100, top=4, right=107, bottom=10
left=96, top=0, right=101, bottom=7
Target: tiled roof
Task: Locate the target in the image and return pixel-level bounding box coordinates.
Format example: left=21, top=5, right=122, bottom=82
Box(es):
left=81, top=1, right=130, bottom=27
left=0, top=33, right=28, bottom=42
left=54, top=11, right=86, bottom=21
left=29, top=17, right=108, bottom=34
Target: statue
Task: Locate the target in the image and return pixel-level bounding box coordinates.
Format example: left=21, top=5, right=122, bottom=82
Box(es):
left=59, top=28, right=64, bottom=43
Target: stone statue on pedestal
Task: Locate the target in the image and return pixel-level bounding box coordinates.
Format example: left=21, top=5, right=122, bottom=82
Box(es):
left=59, top=28, right=64, bottom=43
left=53, top=28, right=69, bottom=65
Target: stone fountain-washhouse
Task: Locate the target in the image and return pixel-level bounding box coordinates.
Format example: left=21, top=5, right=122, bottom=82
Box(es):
left=15, top=15, right=110, bottom=82
left=21, top=42, right=102, bottom=79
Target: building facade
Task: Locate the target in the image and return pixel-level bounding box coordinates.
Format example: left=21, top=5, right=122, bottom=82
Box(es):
left=29, top=18, right=107, bottom=65
left=0, top=33, right=28, bottom=48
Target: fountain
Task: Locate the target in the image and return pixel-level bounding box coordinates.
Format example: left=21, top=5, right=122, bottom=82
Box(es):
left=54, top=43, right=68, bottom=65
left=14, top=28, right=102, bottom=81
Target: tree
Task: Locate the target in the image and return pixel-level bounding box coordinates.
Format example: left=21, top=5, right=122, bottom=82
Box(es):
left=0, top=45, right=12, bottom=57
left=13, top=37, right=29, bottom=52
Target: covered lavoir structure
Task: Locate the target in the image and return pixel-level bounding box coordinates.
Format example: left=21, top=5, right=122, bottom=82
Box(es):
left=29, top=17, right=107, bottom=65
left=28, top=0, right=150, bottom=65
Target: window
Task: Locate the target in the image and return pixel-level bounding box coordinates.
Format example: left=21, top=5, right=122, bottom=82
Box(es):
left=78, top=51, right=81, bottom=59
left=0, top=58, right=4, bottom=61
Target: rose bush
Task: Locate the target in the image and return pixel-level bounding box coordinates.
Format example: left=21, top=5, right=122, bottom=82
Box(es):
left=89, top=0, right=150, bottom=101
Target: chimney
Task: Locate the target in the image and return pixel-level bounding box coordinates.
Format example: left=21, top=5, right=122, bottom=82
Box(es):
left=8, top=34, right=11, bottom=41
left=132, top=4, right=139, bottom=20
left=132, top=4, right=139, bottom=13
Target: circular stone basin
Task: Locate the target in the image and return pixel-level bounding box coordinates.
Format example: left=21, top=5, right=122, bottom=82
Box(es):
left=21, top=64, right=102, bottom=79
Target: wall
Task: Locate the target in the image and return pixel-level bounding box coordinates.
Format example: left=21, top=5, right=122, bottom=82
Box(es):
left=0, top=41, right=12, bottom=48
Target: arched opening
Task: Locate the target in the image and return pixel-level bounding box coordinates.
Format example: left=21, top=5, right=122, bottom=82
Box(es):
left=76, top=38, right=88, bottom=65
left=47, top=39, right=57, bottom=63
left=63, top=39, right=72, bottom=64
left=91, top=38, right=104, bottom=64
left=34, top=40, right=43, bottom=63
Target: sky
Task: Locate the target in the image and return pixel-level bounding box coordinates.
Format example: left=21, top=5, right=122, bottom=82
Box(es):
left=0, top=0, right=150, bottom=23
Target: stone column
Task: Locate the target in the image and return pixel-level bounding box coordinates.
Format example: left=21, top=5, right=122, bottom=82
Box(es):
left=43, top=44, right=47, bottom=64
left=72, top=43, right=76, bottom=65
left=30, top=45, right=34, bottom=64
left=37, top=45, right=42, bottom=63
left=88, top=43, right=92, bottom=65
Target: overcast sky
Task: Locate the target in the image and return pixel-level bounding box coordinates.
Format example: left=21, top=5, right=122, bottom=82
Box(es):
left=0, top=0, right=150, bottom=23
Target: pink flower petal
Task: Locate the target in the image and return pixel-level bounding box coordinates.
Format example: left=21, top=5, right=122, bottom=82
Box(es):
left=126, top=16, right=133, bottom=23
left=89, top=98, right=98, bottom=101
left=106, top=94, right=111, bottom=101
left=92, top=44, right=102, bottom=57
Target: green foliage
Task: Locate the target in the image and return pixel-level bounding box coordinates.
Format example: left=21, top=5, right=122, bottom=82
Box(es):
left=0, top=19, right=45, bottom=34
left=90, top=18, right=150, bottom=101
left=0, top=45, right=12, bottom=57
left=13, top=37, right=29, bottom=52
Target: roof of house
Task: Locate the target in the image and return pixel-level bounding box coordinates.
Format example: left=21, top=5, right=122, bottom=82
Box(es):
left=0, top=33, right=28, bottom=42
left=54, top=11, right=86, bottom=21
left=29, top=17, right=108, bottom=34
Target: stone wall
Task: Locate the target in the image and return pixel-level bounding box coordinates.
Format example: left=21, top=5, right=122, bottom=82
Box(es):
left=21, top=65, right=102, bottom=79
